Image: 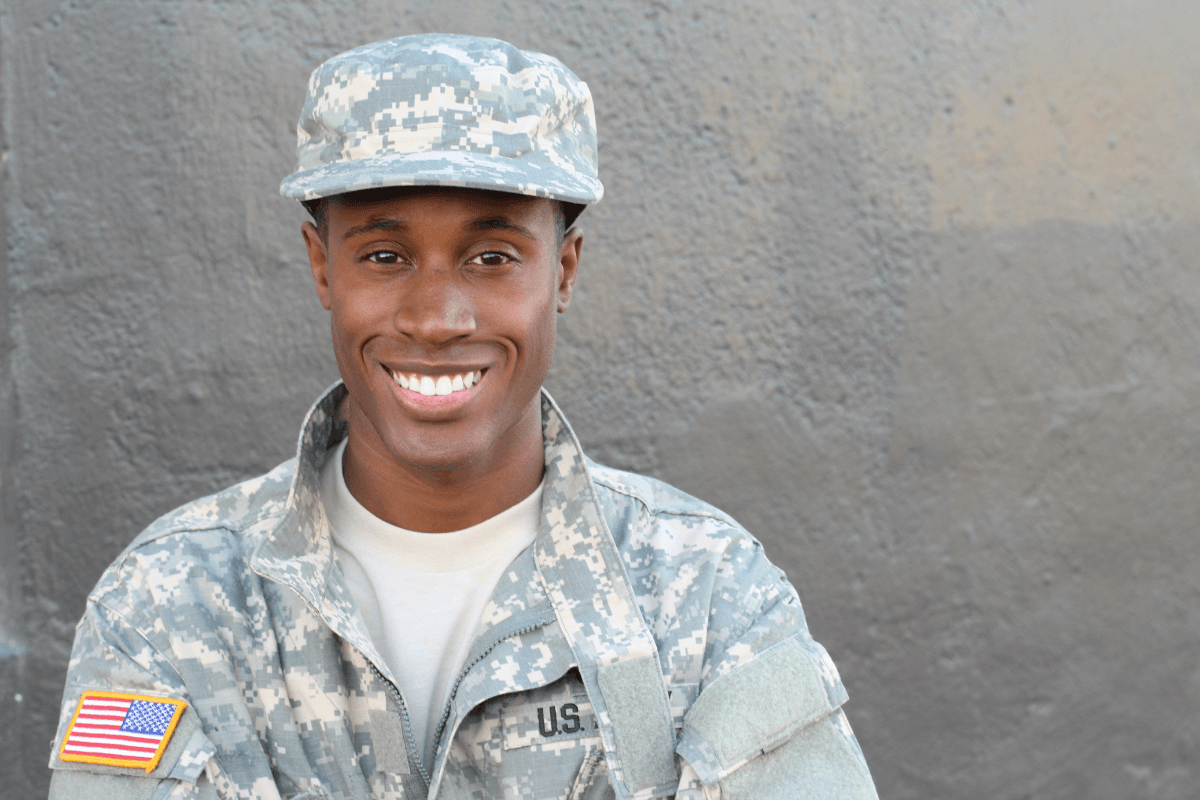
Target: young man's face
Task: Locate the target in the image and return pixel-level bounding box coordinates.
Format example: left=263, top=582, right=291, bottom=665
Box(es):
left=303, top=187, right=581, bottom=477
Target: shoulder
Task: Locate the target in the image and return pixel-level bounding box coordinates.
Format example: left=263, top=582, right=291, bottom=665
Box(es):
left=585, top=459, right=810, bottom=690
left=588, top=459, right=738, bottom=526
left=587, top=457, right=770, bottom=569
left=127, top=457, right=297, bottom=550
left=89, top=458, right=297, bottom=611
left=586, top=458, right=792, bottom=622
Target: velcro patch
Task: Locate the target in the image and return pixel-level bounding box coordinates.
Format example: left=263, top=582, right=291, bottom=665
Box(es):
left=59, top=691, right=187, bottom=773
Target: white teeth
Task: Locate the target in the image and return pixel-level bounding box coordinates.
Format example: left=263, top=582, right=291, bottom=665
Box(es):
left=392, top=370, right=483, bottom=396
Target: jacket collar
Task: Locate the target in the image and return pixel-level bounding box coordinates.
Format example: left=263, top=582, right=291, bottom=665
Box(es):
left=245, top=382, right=604, bottom=689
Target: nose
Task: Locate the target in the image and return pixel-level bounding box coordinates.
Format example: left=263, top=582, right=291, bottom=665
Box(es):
left=393, top=268, right=477, bottom=344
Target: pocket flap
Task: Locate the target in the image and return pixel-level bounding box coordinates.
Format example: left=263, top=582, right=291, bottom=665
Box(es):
left=676, top=636, right=848, bottom=785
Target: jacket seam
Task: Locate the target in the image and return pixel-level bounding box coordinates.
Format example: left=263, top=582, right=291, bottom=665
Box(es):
left=591, top=475, right=736, bottom=526
left=144, top=505, right=286, bottom=540
left=120, top=503, right=286, bottom=556
left=92, top=512, right=285, bottom=606
left=86, top=596, right=190, bottom=693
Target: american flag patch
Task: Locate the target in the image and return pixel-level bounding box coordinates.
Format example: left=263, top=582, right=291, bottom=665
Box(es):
left=59, top=691, right=187, bottom=772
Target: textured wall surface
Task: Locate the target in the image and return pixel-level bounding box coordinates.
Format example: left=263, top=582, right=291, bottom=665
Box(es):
left=3, top=1, right=1199, bottom=797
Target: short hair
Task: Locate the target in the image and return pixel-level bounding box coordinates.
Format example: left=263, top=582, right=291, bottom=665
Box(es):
left=302, top=192, right=583, bottom=246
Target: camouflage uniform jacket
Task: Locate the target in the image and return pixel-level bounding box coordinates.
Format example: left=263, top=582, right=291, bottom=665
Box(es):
left=49, top=384, right=877, bottom=800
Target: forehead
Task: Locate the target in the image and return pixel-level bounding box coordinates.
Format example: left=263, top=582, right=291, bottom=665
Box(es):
left=328, top=187, right=554, bottom=226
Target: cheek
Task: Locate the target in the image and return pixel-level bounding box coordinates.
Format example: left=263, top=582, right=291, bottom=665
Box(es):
left=327, top=306, right=393, bottom=397
left=328, top=308, right=354, bottom=359
left=328, top=275, right=393, bottom=349
left=517, top=291, right=558, bottom=351
left=518, top=298, right=559, bottom=380
left=327, top=309, right=365, bottom=395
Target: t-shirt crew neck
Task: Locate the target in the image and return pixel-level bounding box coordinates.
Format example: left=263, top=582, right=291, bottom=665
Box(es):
left=318, top=438, right=543, bottom=768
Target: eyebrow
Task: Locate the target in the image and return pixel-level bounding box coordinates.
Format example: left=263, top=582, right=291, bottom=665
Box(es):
left=339, top=215, right=539, bottom=242
left=469, top=217, right=538, bottom=240
left=340, top=218, right=408, bottom=241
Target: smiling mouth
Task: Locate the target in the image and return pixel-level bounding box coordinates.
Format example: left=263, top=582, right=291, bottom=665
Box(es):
left=390, top=369, right=484, bottom=397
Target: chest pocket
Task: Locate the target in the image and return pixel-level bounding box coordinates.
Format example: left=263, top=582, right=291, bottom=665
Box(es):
left=501, top=691, right=599, bottom=750
left=447, top=671, right=609, bottom=800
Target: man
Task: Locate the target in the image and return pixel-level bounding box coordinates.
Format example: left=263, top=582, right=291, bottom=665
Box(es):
left=48, top=34, right=878, bottom=800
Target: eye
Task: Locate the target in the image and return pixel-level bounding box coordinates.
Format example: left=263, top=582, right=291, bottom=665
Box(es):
left=367, top=250, right=401, bottom=265
left=469, top=252, right=511, bottom=268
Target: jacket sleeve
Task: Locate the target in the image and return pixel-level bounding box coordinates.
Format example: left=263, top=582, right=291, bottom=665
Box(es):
left=673, top=535, right=878, bottom=799
left=48, top=598, right=217, bottom=800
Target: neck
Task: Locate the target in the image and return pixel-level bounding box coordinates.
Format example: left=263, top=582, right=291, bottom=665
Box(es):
left=339, top=402, right=545, bottom=533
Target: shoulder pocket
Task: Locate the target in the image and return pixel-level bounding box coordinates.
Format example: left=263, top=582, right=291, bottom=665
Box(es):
left=676, top=636, right=848, bottom=785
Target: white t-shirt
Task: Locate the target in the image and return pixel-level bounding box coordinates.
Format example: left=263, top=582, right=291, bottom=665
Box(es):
left=318, top=439, right=542, bottom=766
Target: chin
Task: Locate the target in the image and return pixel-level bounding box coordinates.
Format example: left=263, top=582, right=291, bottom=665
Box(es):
left=387, top=430, right=492, bottom=474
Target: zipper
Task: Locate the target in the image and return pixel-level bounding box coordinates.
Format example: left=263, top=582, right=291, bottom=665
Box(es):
left=368, top=660, right=432, bottom=789
left=425, top=620, right=548, bottom=792
left=250, top=566, right=433, bottom=787
left=368, top=619, right=547, bottom=796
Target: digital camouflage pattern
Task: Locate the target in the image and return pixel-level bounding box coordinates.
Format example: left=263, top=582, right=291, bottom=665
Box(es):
left=279, top=34, right=604, bottom=205
left=49, top=384, right=877, bottom=799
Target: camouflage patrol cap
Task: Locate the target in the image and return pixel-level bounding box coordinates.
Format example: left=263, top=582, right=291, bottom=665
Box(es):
left=279, top=34, right=603, bottom=205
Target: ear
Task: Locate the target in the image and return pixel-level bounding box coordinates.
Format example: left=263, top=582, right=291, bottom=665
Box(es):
left=556, top=228, right=583, bottom=313
left=302, top=221, right=332, bottom=311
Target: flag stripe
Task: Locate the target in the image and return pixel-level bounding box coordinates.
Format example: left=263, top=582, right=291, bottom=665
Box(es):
left=64, top=742, right=157, bottom=752
left=62, top=746, right=155, bottom=759
left=70, top=726, right=162, bottom=740
left=67, top=733, right=163, bottom=747
left=67, top=734, right=162, bottom=748
left=64, top=741, right=158, bottom=754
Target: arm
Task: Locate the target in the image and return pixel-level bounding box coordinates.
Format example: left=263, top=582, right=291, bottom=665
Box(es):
left=673, top=537, right=877, bottom=799
left=48, top=599, right=217, bottom=800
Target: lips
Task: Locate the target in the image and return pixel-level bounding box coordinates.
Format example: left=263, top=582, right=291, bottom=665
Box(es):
left=390, top=369, right=484, bottom=396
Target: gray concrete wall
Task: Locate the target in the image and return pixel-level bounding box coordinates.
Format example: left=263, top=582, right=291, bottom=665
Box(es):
left=3, top=1, right=1198, bottom=797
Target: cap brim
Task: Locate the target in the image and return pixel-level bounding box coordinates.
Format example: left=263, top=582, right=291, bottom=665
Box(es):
left=279, top=149, right=603, bottom=205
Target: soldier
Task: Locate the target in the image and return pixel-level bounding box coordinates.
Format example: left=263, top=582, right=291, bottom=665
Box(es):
left=48, top=34, right=878, bottom=799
